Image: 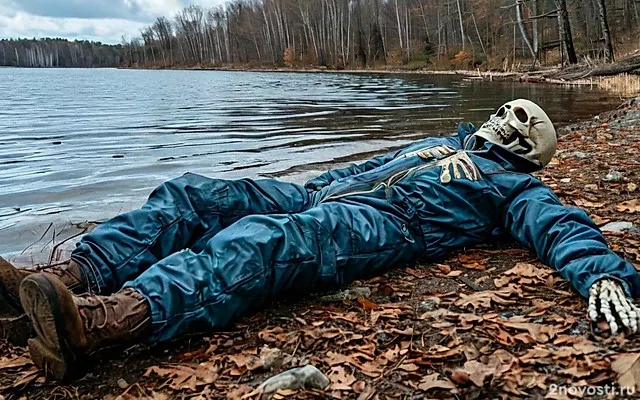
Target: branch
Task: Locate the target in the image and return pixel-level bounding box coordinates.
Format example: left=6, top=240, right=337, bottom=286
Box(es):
left=528, top=9, right=559, bottom=19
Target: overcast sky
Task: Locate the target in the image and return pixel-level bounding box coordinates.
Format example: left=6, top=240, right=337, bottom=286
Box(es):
left=0, top=0, right=227, bottom=44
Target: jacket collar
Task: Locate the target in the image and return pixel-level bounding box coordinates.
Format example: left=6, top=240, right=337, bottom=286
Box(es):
left=457, top=122, right=541, bottom=173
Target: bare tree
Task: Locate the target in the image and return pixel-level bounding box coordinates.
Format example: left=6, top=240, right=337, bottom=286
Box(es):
left=596, top=0, right=614, bottom=62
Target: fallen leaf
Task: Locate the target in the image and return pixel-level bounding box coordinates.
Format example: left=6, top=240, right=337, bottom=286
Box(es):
left=144, top=364, right=216, bottom=391
left=574, top=199, right=606, bottom=208
left=611, top=353, right=640, bottom=391
left=459, top=360, right=496, bottom=387
left=590, top=215, right=611, bottom=226
left=436, top=264, right=451, bottom=274
left=617, top=199, right=640, bottom=213
left=560, top=366, right=592, bottom=378
left=0, top=356, right=33, bottom=370
left=417, top=373, right=456, bottom=391
left=455, top=288, right=516, bottom=309
left=358, top=297, right=378, bottom=311
left=329, top=366, right=357, bottom=391
left=399, top=363, right=420, bottom=372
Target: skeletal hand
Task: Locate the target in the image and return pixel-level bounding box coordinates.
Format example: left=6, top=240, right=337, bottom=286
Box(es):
left=588, top=279, right=640, bottom=335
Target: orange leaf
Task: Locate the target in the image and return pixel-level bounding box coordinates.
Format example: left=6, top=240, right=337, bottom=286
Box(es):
left=358, top=297, right=378, bottom=310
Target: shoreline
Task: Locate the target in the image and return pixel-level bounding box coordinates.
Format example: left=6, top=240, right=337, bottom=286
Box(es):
left=121, top=65, right=640, bottom=95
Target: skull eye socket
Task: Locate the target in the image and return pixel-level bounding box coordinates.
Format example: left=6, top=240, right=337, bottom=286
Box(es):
left=495, top=107, right=506, bottom=117
left=514, top=107, right=529, bottom=123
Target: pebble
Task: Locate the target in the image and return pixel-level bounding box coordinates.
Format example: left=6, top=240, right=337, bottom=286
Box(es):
left=319, top=286, right=371, bottom=302
left=600, top=222, right=634, bottom=233
left=560, top=178, right=572, bottom=183
left=117, top=378, right=129, bottom=389
left=416, top=297, right=441, bottom=314
left=257, top=365, right=330, bottom=399
left=572, top=152, right=588, bottom=159
left=603, top=171, right=624, bottom=182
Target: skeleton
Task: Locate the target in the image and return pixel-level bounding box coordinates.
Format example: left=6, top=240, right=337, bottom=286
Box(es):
left=588, top=280, right=640, bottom=334
left=472, top=99, right=640, bottom=335
left=471, top=99, right=557, bottom=167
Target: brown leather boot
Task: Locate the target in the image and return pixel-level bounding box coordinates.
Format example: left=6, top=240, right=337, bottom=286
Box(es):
left=0, top=257, right=88, bottom=313
left=19, top=273, right=151, bottom=381
left=0, top=257, right=89, bottom=346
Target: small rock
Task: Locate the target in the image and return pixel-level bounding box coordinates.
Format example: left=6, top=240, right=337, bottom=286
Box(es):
left=416, top=297, right=441, bottom=314
left=320, top=287, right=371, bottom=302
left=260, top=346, right=285, bottom=370
left=117, top=378, right=129, bottom=389
left=603, top=171, right=624, bottom=182
left=257, top=365, right=330, bottom=399
left=601, top=222, right=634, bottom=233
left=560, top=178, right=572, bottom=183
left=572, top=152, right=588, bottom=159
left=581, top=135, right=594, bottom=141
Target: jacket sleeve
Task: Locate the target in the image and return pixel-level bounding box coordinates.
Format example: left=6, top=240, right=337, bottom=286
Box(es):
left=502, top=178, right=640, bottom=299
left=303, top=149, right=402, bottom=191
left=304, top=134, right=464, bottom=191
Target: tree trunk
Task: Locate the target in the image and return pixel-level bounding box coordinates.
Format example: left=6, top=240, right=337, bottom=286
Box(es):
left=532, top=0, right=539, bottom=55
left=596, top=0, right=614, bottom=62
left=456, top=0, right=466, bottom=50
left=554, top=0, right=578, bottom=64
left=516, top=0, right=536, bottom=65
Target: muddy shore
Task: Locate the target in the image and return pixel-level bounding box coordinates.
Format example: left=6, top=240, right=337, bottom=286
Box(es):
left=0, top=97, right=639, bottom=399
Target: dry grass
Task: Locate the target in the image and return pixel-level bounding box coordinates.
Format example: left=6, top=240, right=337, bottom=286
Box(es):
left=595, top=73, right=640, bottom=98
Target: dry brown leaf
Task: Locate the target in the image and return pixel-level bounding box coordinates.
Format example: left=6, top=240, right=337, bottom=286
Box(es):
left=436, top=264, right=452, bottom=274
left=352, top=380, right=367, bottom=393
left=611, top=352, right=640, bottom=391
left=590, top=214, right=611, bottom=226
left=572, top=341, right=601, bottom=355
left=617, top=199, right=640, bottom=213
left=455, top=288, right=516, bottom=309
left=329, top=366, right=357, bottom=391
left=495, top=320, right=555, bottom=343
left=144, top=364, right=216, bottom=391
left=417, top=373, right=456, bottom=391
left=420, top=346, right=463, bottom=361
left=574, top=199, right=606, bottom=208
left=383, top=346, right=400, bottom=363
left=404, top=267, right=429, bottom=278
left=357, top=297, right=378, bottom=311
left=560, top=366, right=592, bottom=378
left=0, top=356, right=33, bottom=370
left=458, top=360, right=496, bottom=387
left=399, top=363, right=420, bottom=372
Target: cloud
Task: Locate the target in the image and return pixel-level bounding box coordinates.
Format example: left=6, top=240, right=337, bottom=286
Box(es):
left=2, top=0, right=182, bottom=22
left=0, top=0, right=228, bottom=44
left=0, top=11, right=147, bottom=43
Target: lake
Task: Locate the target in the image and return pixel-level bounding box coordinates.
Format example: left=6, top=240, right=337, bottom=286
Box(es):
left=0, top=68, right=618, bottom=258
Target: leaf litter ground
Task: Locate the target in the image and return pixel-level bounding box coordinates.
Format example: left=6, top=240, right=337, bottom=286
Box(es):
left=1, top=99, right=640, bottom=400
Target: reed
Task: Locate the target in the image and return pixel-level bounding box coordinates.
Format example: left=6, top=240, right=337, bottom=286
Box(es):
left=595, top=73, right=640, bottom=97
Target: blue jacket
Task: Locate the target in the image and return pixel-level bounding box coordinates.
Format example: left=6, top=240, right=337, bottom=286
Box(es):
left=305, top=123, right=640, bottom=299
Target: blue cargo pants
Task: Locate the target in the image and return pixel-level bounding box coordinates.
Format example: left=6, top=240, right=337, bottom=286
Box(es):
left=71, top=173, right=424, bottom=342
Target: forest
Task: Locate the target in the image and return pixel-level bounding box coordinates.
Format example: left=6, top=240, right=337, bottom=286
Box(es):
left=1, top=1, right=639, bottom=71
left=0, top=38, right=121, bottom=68
left=120, top=0, right=640, bottom=71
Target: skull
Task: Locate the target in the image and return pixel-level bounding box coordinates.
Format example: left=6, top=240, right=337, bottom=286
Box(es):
left=473, top=99, right=557, bottom=168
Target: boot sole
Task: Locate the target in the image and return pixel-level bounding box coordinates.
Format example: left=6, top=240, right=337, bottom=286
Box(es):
left=20, top=274, right=85, bottom=381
